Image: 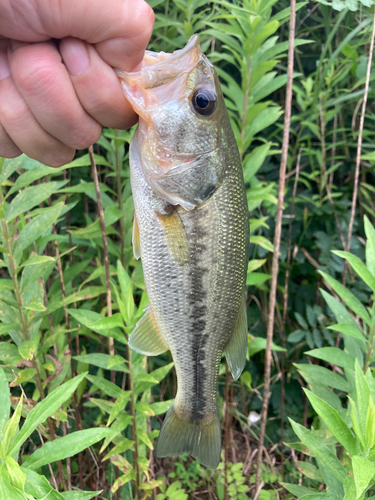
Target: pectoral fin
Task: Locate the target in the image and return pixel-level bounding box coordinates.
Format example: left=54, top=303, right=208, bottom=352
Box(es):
left=225, top=295, right=248, bottom=380
left=132, top=213, right=141, bottom=260
left=129, top=306, right=169, bottom=356
left=157, top=209, right=189, bottom=266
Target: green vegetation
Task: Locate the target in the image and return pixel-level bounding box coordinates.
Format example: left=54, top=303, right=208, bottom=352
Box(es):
left=1, top=0, right=375, bottom=497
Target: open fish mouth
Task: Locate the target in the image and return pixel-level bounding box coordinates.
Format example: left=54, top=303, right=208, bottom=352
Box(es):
left=116, top=35, right=201, bottom=91
left=117, top=36, right=225, bottom=210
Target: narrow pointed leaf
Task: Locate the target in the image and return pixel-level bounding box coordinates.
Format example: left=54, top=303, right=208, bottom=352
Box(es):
left=22, top=428, right=116, bottom=470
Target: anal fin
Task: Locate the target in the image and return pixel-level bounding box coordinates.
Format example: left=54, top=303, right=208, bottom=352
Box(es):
left=157, top=209, right=189, bottom=266
left=225, top=294, right=248, bottom=380
left=132, top=213, right=141, bottom=260
left=129, top=306, right=169, bottom=356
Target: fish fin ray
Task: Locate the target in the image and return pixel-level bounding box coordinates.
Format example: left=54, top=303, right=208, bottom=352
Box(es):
left=132, top=213, right=141, bottom=260
left=157, top=209, right=189, bottom=266
left=156, top=403, right=221, bottom=469
left=129, top=306, right=169, bottom=356
left=225, top=294, right=248, bottom=381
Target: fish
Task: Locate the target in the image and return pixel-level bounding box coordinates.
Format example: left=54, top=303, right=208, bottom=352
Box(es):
left=117, top=35, right=249, bottom=469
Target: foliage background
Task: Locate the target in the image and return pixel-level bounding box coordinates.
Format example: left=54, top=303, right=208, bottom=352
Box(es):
left=1, top=0, right=375, bottom=498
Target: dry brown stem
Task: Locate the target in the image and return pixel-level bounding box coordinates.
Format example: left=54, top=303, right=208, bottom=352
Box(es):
left=89, top=145, right=115, bottom=380
left=344, top=10, right=375, bottom=285
left=255, top=0, right=296, bottom=490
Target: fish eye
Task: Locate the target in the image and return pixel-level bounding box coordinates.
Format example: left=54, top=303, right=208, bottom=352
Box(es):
left=191, top=88, right=217, bottom=117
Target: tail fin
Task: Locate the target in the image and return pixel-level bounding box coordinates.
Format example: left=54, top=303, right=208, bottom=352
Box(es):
left=155, top=403, right=221, bottom=469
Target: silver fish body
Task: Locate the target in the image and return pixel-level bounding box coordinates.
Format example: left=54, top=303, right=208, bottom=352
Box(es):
left=118, top=36, right=249, bottom=469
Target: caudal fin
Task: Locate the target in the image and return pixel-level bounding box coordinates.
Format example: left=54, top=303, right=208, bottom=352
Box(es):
left=155, top=403, right=221, bottom=469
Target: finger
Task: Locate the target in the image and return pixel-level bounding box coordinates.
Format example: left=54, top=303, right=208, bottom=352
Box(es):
left=9, top=41, right=102, bottom=150
left=0, top=49, right=21, bottom=157
left=0, top=122, right=22, bottom=159
left=0, top=51, right=75, bottom=167
left=0, top=0, right=154, bottom=71
left=60, top=37, right=137, bottom=130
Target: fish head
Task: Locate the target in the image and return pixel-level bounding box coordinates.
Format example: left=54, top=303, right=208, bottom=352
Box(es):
left=117, top=35, right=227, bottom=210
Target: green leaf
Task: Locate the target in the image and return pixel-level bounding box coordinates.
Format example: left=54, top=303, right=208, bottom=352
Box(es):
left=86, top=375, right=124, bottom=398
left=327, top=323, right=367, bottom=343
left=246, top=272, right=272, bottom=286
left=149, top=400, right=174, bottom=416
left=305, top=347, right=356, bottom=370
left=61, top=492, right=103, bottom=500
left=319, top=271, right=371, bottom=326
left=281, top=483, right=313, bottom=498
left=18, top=334, right=40, bottom=361
left=304, top=389, right=357, bottom=455
left=117, top=260, right=135, bottom=324
left=111, top=469, right=137, bottom=493
left=250, top=235, right=274, bottom=252
left=9, top=373, right=87, bottom=456
left=289, top=419, right=347, bottom=483
left=295, top=363, right=349, bottom=392
left=247, top=259, right=267, bottom=273
left=365, top=397, right=375, bottom=449
left=67, top=309, right=126, bottom=344
left=364, top=216, right=375, bottom=278
left=0, top=368, right=10, bottom=441
left=9, top=368, right=37, bottom=387
left=6, top=183, right=59, bottom=223
left=14, top=204, right=63, bottom=255
left=1, top=395, right=23, bottom=458
left=243, top=143, right=271, bottom=182
left=248, top=337, right=286, bottom=357
left=23, top=468, right=64, bottom=500
left=5, top=456, right=26, bottom=492
left=137, top=428, right=154, bottom=449
left=352, top=455, right=375, bottom=498
left=73, top=354, right=128, bottom=373
left=107, top=391, right=132, bottom=427
left=332, top=251, right=375, bottom=293
left=354, top=359, right=370, bottom=438
left=22, top=428, right=116, bottom=470
left=0, top=465, right=25, bottom=500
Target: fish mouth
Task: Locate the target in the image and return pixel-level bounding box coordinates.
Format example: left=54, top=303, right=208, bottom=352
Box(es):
left=116, top=35, right=201, bottom=90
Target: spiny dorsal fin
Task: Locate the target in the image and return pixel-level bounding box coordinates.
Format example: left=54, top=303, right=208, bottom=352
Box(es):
left=157, top=209, right=189, bottom=266
left=129, top=306, right=169, bottom=356
left=225, top=294, right=248, bottom=380
left=132, top=213, right=141, bottom=260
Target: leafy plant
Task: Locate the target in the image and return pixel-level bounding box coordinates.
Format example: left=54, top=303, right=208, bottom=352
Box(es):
left=285, top=215, right=375, bottom=498
left=0, top=368, right=104, bottom=499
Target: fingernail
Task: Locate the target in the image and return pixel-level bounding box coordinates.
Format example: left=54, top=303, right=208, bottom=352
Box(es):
left=62, top=39, right=89, bottom=76
left=0, top=51, right=10, bottom=81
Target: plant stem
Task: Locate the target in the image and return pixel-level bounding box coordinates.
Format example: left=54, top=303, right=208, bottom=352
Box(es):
left=364, top=323, right=375, bottom=374
left=127, top=343, right=140, bottom=499
left=224, top=361, right=230, bottom=500
left=89, top=146, right=116, bottom=383
left=255, top=0, right=296, bottom=490
left=114, top=130, right=126, bottom=267
left=344, top=9, right=375, bottom=285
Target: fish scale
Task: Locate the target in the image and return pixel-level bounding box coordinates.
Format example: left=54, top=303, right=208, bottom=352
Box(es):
left=118, top=35, right=249, bottom=469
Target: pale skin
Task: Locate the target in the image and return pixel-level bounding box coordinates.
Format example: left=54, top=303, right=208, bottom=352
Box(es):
left=0, top=0, right=154, bottom=166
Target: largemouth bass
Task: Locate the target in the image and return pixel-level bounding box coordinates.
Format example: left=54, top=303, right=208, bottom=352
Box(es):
left=117, top=35, right=249, bottom=469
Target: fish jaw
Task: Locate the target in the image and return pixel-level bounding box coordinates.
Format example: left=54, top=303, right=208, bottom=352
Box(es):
left=117, top=35, right=227, bottom=210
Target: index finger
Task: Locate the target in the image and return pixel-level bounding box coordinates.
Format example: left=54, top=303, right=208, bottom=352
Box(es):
left=0, top=0, right=154, bottom=70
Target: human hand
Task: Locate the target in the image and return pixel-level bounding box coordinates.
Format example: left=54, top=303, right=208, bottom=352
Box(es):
left=0, top=0, right=154, bottom=166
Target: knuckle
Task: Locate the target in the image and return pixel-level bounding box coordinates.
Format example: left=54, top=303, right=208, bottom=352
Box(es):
left=14, top=59, right=58, bottom=99
left=72, top=123, right=102, bottom=150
